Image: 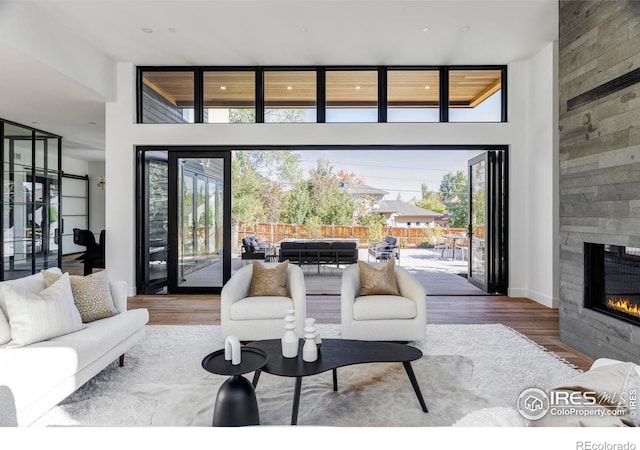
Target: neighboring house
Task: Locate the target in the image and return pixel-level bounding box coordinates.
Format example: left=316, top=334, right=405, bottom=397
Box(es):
left=375, top=200, right=441, bottom=228
left=342, top=184, right=389, bottom=217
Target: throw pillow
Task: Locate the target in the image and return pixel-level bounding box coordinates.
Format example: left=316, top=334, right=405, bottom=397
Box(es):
left=42, top=270, right=119, bottom=323
left=248, top=260, right=289, bottom=297
left=0, top=308, right=10, bottom=345
left=0, top=273, right=83, bottom=348
left=358, top=259, right=400, bottom=296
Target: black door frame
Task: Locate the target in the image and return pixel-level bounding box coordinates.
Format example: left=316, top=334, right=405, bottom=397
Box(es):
left=136, top=147, right=231, bottom=294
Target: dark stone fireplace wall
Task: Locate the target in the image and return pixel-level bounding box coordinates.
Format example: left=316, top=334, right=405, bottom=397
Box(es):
left=559, top=0, right=640, bottom=362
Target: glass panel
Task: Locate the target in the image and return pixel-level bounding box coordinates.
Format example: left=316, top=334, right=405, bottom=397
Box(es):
left=147, top=158, right=168, bottom=285
left=196, top=177, right=207, bottom=259
left=35, top=138, right=45, bottom=169
left=387, top=70, right=440, bottom=122
left=264, top=71, right=317, bottom=122
left=208, top=181, right=217, bottom=257
left=177, top=158, right=224, bottom=289
left=449, top=69, right=502, bottom=122
left=203, top=71, right=255, bottom=123
left=48, top=138, right=59, bottom=170
left=180, top=172, right=195, bottom=267
left=141, top=71, right=195, bottom=123
left=470, top=159, right=486, bottom=286
left=326, top=70, right=378, bottom=122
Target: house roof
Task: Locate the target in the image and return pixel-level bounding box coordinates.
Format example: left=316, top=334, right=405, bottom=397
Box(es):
left=343, top=184, right=389, bottom=197
left=376, top=200, right=441, bottom=217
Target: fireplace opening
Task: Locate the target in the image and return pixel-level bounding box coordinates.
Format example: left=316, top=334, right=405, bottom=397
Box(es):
left=584, top=243, right=640, bottom=326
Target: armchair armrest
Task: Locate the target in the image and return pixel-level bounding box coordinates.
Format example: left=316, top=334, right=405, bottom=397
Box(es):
left=221, top=264, right=254, bottom=325
left=286, top=264, right=307, bottom=336
left=395, top=267, right=426, bottom=319
left=340, top=264, right=361, bottom=325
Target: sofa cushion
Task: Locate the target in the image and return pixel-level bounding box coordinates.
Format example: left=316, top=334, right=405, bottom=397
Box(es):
left=353, top=295, right=417, bottom=320
left=0, top=268, right=65, bottom=345
left=248, top=260, right=289, bottom=297
left=230, top=296, right=293, bottom=321
left=0, top=273, right=83, bottom=348
left=42, top=270, right=118, bottom=323
left=357, top=259, right=400, bottom=296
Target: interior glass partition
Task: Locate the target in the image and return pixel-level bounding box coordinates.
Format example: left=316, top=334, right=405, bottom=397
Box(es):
left=1, top=120, right=62, bottom=280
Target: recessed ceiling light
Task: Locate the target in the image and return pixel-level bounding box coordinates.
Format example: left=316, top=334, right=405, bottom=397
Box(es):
left=421, top=27, right=430, bottom=32
left=88, top=122, right=97, bottom=125
left=287, top=86, right=293, bottom=90
left=220, top=86, right=227, bottom=90
left=31, top=121, right=38, bottom=125
left=355, top=86, right=361, bottom=90
left=299, top=26, right=308, bottom=33
left=424, top=86, right=430, bottom=90
left=460, top=26, right=471, bottom=32
left=168, top=27, right=177, bottom=33
left=141, top=27, right=153, bottom=34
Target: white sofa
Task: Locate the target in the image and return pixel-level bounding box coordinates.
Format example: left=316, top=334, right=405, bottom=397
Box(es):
left=0, top=270, right=149, bottom=426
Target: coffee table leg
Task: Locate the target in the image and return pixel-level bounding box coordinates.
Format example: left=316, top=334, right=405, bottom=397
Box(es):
left=291, top=376, right=303, bottom=425
left=403, top=361, right=429, bottom=413
left=332, top=368, right=338, bottom=391
left=252, top=369, right=261, bottom=388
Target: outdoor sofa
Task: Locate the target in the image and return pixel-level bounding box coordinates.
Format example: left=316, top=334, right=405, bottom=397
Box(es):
left=279, top=239, right=358, bottom=270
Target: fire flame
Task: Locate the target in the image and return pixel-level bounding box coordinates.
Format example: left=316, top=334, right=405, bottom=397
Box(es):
left=607, top=298, right=640, bottom=319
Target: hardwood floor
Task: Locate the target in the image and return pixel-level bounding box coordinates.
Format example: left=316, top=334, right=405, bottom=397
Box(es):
left=128, top=293, right=595, bottom=371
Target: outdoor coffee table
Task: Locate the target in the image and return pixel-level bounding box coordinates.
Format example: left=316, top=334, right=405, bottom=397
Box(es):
left=247, top=338, right=428, bottom=425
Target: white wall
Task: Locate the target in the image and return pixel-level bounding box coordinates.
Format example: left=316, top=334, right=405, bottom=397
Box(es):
left=88, top=161, right=106, bottom=235
left=506, top=42, right=559, bottom=308
left=107, top=60, right=557, bottom=301
left=61, top=156, right=88, bottom=176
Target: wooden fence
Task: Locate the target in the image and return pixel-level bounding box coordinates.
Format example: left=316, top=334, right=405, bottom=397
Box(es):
left=238, top=222, right=467, bottom=247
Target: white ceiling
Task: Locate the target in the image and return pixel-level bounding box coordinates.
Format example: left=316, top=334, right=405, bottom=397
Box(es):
left=0, top=0, right=558, bottom=161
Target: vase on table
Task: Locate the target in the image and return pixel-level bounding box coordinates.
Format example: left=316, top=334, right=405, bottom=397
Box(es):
left=302, top=318, right=318, bottom=362
left=281, top=309, right=298, bottom=358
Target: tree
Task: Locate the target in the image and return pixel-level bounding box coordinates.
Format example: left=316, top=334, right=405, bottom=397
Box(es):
left=413, top=183, right=446, bottom=214
left=439, top=171, right=469, bottom=228
left=283, top=158, right=356, bottom=226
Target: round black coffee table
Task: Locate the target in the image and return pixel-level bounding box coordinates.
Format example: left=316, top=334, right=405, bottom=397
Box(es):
left=202, top=347, right=268, bottom=427
left=247, top=338, right=428, bottom=425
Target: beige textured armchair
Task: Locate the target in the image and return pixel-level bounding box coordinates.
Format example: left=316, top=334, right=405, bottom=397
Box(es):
left=341, top=263, right=426, bottom=341
left=221, top=263, right=306, bottom=341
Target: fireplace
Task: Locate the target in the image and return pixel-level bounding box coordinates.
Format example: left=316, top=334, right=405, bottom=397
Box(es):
left=584, top=243, right=640, bottom=326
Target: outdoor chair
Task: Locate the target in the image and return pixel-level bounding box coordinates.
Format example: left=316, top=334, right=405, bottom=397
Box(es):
left=240, top=236, right=267, bottom=266
left=221, top=262, right=306, bottom=341
left=368, top=235, right=400, bottom=263
left=341, top=262, right=426, bottom=341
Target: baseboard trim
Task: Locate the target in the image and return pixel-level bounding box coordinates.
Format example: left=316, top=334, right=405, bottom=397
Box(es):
left=508, top=288, right=558, bottom=309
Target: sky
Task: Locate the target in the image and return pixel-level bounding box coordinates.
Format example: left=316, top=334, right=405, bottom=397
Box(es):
left=295, top=148, right=485, bottom=201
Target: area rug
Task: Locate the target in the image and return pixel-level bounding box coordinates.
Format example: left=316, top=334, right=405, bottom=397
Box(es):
left=33, top=324, right=581, bottom=427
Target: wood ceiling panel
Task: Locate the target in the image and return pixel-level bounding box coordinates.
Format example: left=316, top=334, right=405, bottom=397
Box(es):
left=326, top=71, right=377, bottom=107
left=143, top=69, right=503, bottom=110
left=449, top=70, right=502, bottom=107
left=264, top=71, right=316, bottom=107
left=388, top=70, right=440, bottom=107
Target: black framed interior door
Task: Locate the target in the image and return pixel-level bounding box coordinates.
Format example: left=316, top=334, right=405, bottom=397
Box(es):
left=468, top=151, right=507, bottom=294
left=167, top=151, right=231, bottom=293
